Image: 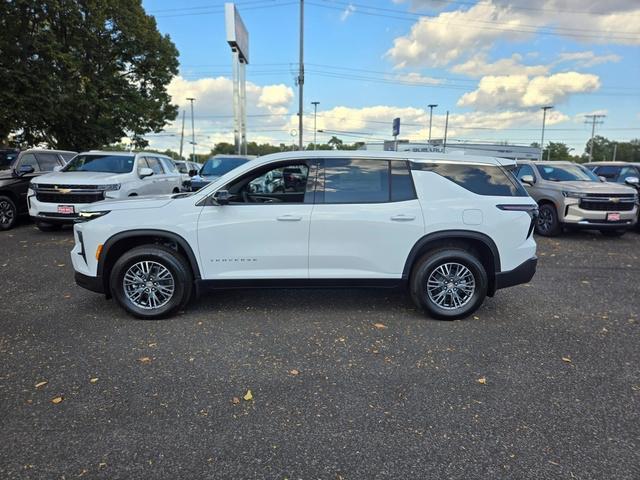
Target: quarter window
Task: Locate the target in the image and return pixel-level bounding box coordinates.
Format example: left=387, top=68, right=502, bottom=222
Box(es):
left=322, top=158, right=389, bottom=203
left=419, top=163, right=528, bottom=196
left=391, top=160, right=416, bottom=201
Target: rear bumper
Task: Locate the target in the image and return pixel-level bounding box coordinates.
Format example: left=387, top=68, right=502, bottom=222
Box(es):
left=74, top=271, right=104, bottom=294
left=495, top=256, right=537, bottom=290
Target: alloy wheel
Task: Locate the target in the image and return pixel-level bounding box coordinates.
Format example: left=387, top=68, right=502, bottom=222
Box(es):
left=123, top=260, right=175, bottom=310
left=0, top=200, right=15, bottom=225
left=537, top=207, right=553, bottom=234
left=426, top=262, right=476, bottom=310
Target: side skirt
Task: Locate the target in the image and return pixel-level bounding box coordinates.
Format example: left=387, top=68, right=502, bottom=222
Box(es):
left=195, top=278, right=405, bottom=292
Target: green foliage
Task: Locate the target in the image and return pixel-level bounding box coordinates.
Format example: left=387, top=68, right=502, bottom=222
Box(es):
left=542, top=142, right=574, bottom=161
left=585, top=136, right=640, bottom=162
left=0, top=0, right=179, bottom=151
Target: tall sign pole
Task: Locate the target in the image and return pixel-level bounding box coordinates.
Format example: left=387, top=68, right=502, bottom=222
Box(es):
left=392, top=117, right=400, bottom=152
left=539, top=105, right=553, bottom=161
left=298, top=0, right=305, bottom=150
left=187, top=98, right=196, bottom=161
left=225, top=3, right=249, bottom=155
left=311, top=101, right=319, bottom=149
left=427, top=104, right=437, bottom=142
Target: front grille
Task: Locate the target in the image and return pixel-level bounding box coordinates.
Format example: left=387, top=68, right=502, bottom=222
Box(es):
left=579, top=199, right=635, bottom=211
left=37, top=184, right=101, bottom=190
left=35, top=192, right=104, bottom=204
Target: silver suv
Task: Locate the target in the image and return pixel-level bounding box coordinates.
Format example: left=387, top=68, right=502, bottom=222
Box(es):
left=513, top=160, right=638, bottom=237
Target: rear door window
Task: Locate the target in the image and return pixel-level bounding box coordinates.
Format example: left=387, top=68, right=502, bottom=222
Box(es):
left=145, top=157, right=164, bottom=175
left=391, top=160, right=417, bottom=201
left=321, top=158, right=389, bottom=204
left=35, top=153, right=61, bottom=171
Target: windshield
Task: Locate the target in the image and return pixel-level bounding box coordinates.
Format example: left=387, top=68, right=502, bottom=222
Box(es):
left=0, top=151, right=19, bottom=170
left=63, top=154, right=135, bottom=173
left=201, top=157, right=247, bottom=177
left=536, top=164, right=599, bottom=182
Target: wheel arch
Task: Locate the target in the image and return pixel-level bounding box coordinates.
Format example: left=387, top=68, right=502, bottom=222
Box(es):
left=402, top=230, right=501, bottom=296
left=98, top=229, right=201, bottom=296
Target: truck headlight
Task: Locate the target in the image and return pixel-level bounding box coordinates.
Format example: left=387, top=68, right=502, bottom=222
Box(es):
left=76, top=210, right=110, bottom=222
left=562, top=191, right=587, bottom=198
left=99, top=184, right=121, bottom=191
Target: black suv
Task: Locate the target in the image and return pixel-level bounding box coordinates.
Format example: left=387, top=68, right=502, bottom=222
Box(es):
left=0, top=149, right=76, bottom=230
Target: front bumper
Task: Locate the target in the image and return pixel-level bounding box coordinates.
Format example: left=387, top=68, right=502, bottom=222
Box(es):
left=495, top=256, right=537, bottom=290
left=29, top=194, right=92, bottom=224
left=75, top=271, right=105, bottom=294
left=560, top=200, right=637, bottom=229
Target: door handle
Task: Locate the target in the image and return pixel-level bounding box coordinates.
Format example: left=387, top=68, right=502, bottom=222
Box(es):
left=391, top=214, right=416, bottom=221
left=277, top=214, right=302, bottom=221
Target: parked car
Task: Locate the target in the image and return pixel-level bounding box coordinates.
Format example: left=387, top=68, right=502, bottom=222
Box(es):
left=0, top=149, right=76, bottom=231
left=189, top=155, right=254, bottom=191
left=513, top=160, right=638, bottom=237
left=585, top=162, right=640, bottom=230
left=28, top=151, right=182, bottom=231
left=71, top=151, right=538, bottom=320
left=173, top=160, right=201, bottom=191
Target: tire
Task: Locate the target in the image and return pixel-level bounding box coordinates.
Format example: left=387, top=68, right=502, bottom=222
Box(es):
left=109, top=245, right=193, bottom=319
left=600, top=229, right=625, bottom=238
left=36, top=221, right=62, bottom=232
left=410, top=248, right=488, bottom=320
left=0, top=195, right=17, bottom=231
left=535, top=203, right=562, bottom=237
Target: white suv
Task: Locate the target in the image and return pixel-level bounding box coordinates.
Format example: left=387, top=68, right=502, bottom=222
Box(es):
left=71, top=151, right=538, bottom=320
left=29, top=151, right=182, bottom=230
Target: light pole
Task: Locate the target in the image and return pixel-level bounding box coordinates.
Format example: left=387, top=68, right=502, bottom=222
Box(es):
left=297, top=0, right=304, bottom=150
left=540, top=105, right=553, bottom=161
left=311, top=101, right=319, bottom=149
left=428, top=104, right=438, bottom=142
left=187, top=97, right=196, bottom=162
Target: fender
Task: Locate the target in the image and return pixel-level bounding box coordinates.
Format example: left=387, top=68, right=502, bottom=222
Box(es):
left=97, top=229, right=201, bottom=280
left=402, top=230, right=501, bottom=280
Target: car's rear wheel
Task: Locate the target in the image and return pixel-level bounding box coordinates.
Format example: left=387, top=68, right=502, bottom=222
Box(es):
left=410, top=248, right=488, bottom=320
left=0, top=196, right=17, bottom=231
left=36, top=221, right=62, bottom=232
left=535, top=203, right=561, bottom=236
left=600, top=229, right=625, bottom=237
left=110, top=245, right=193, bottom=319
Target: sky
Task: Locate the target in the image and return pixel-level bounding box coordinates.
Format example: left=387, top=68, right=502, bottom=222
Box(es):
left=141, top=0, right=640, bottom=155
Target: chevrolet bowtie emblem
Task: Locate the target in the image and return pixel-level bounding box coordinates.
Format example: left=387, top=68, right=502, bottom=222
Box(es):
left=609, top=197, right=620, bottom=203
left=56, top=187, right=72, bottom=194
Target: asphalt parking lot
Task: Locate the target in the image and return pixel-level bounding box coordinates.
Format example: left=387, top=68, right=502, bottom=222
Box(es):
left=1, top=220, right=638, bottom=480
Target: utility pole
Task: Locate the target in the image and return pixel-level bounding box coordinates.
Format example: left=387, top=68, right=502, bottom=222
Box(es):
left=540, top=105, right=553, bottom=161
left=187, top=98, right=196, bottom=162
left=311, top=101, right=319, bottom=149
left=178, top=109, right=185, bottom=160
left=428, top=104, right=437, bottom=142
left=612, top=142, right=617, bottom=162
left=297, top=0, right=304, bottom=150
left=584, top=114, right=605, bottom=162
left=443, top=110, right=449, bottom=153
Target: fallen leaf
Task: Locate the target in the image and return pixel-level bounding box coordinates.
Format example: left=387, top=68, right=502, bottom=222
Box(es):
left=148, top=342, right=157, bottom=347
left=139, top=357, right=151, bottom=364
left=473, top=316, right=480, bottom=320
left=581, top=280, right=590, bottom=285
left=231, top=397, right=240, bottom=405
left=373, top=323, right=387, bottom=330
left=477, top=377, right=487, bottom=385
left=243, top=389, right=253, bottom=401
left=51, top=396, right=64, bottom=404
left=289, top=369, right=300, bottom=376
left=35, top=381, right=48, bottom=389
left=63, top=294, right=71, bottom=299
left=90, top=378, right=98, bottom=384
left=98, top=462, right=107, bottom=469
left=57, top=263, right=65, bottom=267
left=562, top=357, right=572, bottom=363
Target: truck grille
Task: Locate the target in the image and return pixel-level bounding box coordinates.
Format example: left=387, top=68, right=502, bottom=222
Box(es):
left=35, top=191, right=104, bottom=204
left=579, top=197, right=636, bottom=212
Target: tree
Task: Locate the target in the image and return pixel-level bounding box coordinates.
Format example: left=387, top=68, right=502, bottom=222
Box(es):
left=0, top=1, right=179, bottom=151
left=327, top=136, right=344, bottom=150
left=543, top=142, right=573, bottom=161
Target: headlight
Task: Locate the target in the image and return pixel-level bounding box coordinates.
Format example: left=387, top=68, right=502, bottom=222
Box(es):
left=30, top=183, right=39, bottom=189
left=75, top=210, right=110, bottom=222
left=562, top=191, right=587, bottom=198
left=99, top=184, right=121, bottom=191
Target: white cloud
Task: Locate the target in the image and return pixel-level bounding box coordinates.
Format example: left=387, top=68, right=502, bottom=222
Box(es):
left=573, top=109, right=608, bottom=123
left=451, top=54, right=550, bottom=78
left=394, top=72, right=443, bottom=85
left=557, top=51, right=621, bottom=68
left=340, top=4, right=356, bottom=22
left=387, top=1, right=640, bottom=69
left=457, top=72, right=601, bottom=110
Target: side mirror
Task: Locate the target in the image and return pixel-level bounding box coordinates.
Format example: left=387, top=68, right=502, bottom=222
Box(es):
left=53, top=165, right=63, bottom=172
left=17, top=165, right=35, bottom=176
left=520, top=174, right=535, bottom=186
left=598, top=176, right=607, bottom=182
left=139, top=167, right=154, bottom=178
left=212, top=190, right=230, bottom=205
left=625, top=176, right=639, bottom=186
left=188, top=169, right=198, bottom=177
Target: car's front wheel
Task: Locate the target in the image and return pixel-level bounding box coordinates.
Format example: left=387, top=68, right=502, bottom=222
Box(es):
left=535, top=203, right=561, bottom=236
left=0, top=196, right=17, bottom=231
left=410, top=248, right=488, bottom=320
left=110, top=245, right=193, bottom=319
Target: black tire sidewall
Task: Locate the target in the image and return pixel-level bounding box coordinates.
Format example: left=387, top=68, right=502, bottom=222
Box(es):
left=110, top=246, right=192, bottom=319
left=411, top=250, right=488, bottom=320
left=536, top=204, right=560, bottom=236
left=0, top=195, right=17, bottom=231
